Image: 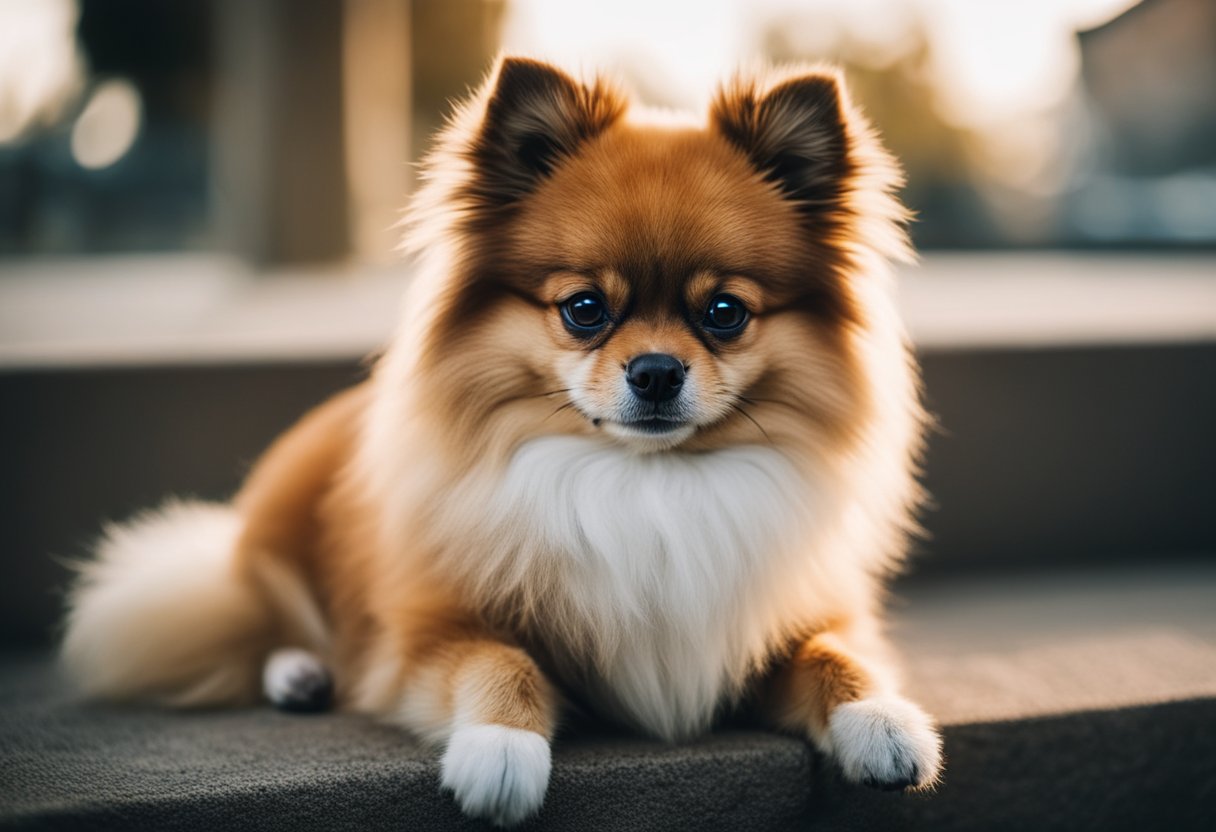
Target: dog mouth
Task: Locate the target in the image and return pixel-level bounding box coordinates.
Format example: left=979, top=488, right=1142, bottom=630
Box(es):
left=594, top=411, right=700, bottom=448
left=611, top=416, right=689, bottom=435
left=580, top=400, right=699, bottom=446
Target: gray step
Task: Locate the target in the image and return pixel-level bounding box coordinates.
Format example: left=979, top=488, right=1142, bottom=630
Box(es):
left=4, top=564, right=1214, bottom=830
left=3, top=342, right=1215, bottom=647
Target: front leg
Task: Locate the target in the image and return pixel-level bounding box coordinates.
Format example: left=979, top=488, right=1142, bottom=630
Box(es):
left=394, top=636, right=559, bottom=827
left=764, top=624, right=943, bottom=790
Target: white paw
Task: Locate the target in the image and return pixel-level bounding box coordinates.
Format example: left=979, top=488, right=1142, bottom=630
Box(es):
left=262, top=648, right=333, bottom=712
left=440, top=724, right=552, bottom=827
left=828, top=694, right=943, bottom=790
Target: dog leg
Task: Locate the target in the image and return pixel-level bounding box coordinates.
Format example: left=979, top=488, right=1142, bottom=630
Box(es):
left=765, top=625, right=942, bottom=791
left=395, top=638, right=559, bottom=827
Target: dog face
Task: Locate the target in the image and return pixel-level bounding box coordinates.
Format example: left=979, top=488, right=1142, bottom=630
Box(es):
left=409, top=58, right=904, bottom=458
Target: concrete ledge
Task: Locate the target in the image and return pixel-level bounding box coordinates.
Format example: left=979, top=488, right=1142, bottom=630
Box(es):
left=4, top=342, right=1216, bottom=645
left=1, top=253, right=1214, bottom=368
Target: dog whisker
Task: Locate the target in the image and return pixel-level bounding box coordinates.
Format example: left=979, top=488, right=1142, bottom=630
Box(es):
left=543, top=401, right=577, bottom=423
left=734, top=403, right=773, bottom=444
left=739, top=395, right=803, bottom=413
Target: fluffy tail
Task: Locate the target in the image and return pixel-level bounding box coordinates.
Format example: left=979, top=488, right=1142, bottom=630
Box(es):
left=61, top=500, right=279, bottom=707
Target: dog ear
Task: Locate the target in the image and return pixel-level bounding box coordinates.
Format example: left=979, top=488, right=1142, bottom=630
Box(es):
left=711, top=70, right=851, bottom=210
left=470, top=57, right=625, bottom=205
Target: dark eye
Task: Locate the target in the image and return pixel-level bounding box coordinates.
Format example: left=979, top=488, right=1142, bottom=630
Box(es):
left=561, top=292, right=609, bottom=334
left=703, top=294, right=749, bottom=336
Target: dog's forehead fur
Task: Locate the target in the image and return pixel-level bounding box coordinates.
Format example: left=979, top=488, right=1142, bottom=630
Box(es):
left=505, top=125, right=842, bottom=306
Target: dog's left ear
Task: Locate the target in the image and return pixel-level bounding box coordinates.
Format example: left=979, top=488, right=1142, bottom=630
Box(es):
left=711, top=70, right=851, bottom=209
left=470, top=57, right=625, bottom=205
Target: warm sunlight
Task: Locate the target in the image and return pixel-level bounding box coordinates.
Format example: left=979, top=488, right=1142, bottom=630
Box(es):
left=501, top=0, right=1143, bottom=195
left=0, top=0, right=83, bottom=144
left=503, top=0, right=1141, bottom=119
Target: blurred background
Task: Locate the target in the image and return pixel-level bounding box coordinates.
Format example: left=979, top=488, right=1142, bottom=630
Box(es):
left=2, top=0, right=1215, bottom=264
left=3, top=7, right=1214, bottom=825
left=0, top=1, right=1213, bottom=646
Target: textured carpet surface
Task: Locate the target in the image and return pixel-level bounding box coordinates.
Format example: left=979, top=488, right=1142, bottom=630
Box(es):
left=890, top=563, right=1216, bottom=724
left=0, top=654, right=813, bottom=831
left=4, top=565, right=1216, bottom=830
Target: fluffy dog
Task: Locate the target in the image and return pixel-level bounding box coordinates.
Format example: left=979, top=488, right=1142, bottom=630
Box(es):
left=62, top=56, right=942, bottom=826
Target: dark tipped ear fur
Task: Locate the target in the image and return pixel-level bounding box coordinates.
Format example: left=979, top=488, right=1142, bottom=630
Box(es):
left=469, top=57, right=625, bottom=206
left=711, top=71, right=851, bottom=211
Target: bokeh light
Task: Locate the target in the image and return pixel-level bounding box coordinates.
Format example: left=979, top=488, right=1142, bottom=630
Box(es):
left=70, top=78, right=142, bottom=170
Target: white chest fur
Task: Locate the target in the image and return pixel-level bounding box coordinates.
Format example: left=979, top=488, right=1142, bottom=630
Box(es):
left=443, top=436, right=837, bottom=740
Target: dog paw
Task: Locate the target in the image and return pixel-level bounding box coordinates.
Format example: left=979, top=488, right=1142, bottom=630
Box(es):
left=441, top=724, right=551, bottom=827
left=262, top=648, right=333, bottom=713
left=828, top=694, right=942, bottom=791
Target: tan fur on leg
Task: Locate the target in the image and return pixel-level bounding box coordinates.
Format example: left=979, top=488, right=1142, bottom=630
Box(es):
left=396, top=637, right=558, bottom=827
left=766, top=624, right=942, bottom=791
left=397, top=638, right=558, bottom=741
left=768, top=630, right=874, bottom=743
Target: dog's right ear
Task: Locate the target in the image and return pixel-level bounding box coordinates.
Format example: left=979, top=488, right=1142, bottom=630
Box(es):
left=468, top=57, right=625, bottom=206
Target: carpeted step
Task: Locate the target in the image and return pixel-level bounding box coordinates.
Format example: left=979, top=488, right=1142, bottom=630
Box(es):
left=3, top=564, right=1215, bottom=831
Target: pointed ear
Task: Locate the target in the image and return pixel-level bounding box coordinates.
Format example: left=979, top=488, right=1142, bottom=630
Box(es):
left=711, top=70, right=851, bottom=209
left=470, top=57, right=625, bottom=205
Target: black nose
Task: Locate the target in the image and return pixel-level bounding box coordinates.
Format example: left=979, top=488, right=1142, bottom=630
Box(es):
left=626, top=353, right=686, bottom=403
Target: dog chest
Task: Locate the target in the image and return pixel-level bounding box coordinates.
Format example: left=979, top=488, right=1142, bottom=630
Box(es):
left=471, top=436, right=818, bottom=738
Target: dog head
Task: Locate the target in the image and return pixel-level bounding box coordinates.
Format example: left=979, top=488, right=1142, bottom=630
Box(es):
left=402, top=57, right=908, bottom=459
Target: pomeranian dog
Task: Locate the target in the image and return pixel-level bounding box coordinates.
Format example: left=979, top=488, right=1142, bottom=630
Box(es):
left=62, top=56, right=942, bottom=826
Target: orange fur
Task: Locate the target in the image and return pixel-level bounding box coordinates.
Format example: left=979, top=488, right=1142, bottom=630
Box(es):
left=62, top=55, right=943, bottom=822
left=767, top=629, right=877, bottom=737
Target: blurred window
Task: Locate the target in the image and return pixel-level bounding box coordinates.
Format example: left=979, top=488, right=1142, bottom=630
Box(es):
left=0, top=0, right=1212, bottom=267
left=0, top=0, right=211, bottom=256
